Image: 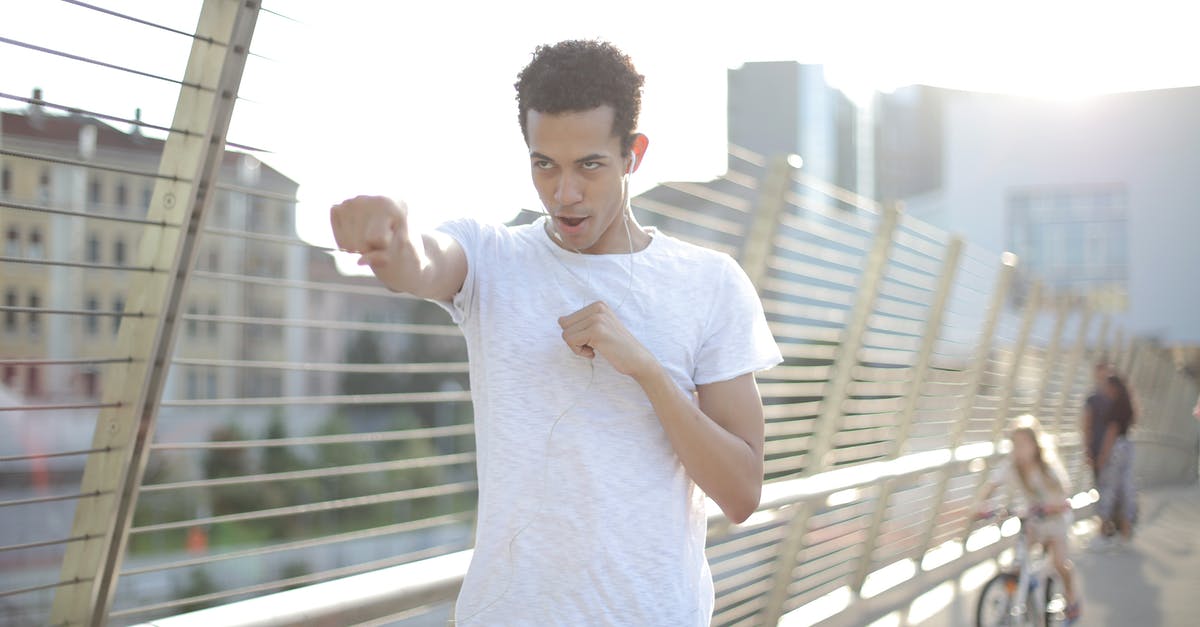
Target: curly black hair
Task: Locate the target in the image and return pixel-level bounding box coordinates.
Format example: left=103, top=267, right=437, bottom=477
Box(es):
left=515, top=40, right=644, bottom=155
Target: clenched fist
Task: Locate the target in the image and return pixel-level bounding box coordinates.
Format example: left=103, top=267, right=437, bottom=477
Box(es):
left=329, top=195, right=409, bottom=268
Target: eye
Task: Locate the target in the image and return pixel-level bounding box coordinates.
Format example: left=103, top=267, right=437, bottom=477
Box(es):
left=533, top=160, right=554, bottom=170
left=581, top=161, right=602, bottom=171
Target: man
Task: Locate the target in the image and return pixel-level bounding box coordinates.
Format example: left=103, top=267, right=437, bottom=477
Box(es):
left=1083, top=361, right=1112, bottom=478
left=1083, top=361, right=1116, bottom=546
left=330, top=40, right=782, bottom=625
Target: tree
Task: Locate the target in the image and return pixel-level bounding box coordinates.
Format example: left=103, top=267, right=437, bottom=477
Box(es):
left=203, top=423, right=259, bottom=518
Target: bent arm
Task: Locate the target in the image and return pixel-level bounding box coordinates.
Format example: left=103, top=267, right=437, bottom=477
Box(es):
left=635, top=369, right=765, bottom=524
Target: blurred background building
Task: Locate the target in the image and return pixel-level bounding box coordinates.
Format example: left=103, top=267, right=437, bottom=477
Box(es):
left=631, top=64, right=1199, bottom=362
left=0, top=90, right=304, bottom=406
left=876, top=84, right=1200, bottom=349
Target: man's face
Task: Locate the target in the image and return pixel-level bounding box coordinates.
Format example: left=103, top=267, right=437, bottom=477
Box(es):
left=526, top=105, right=632, bottom=254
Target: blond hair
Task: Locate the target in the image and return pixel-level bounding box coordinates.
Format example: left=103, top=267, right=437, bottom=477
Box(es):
left=1009, top=414, right=1069, bottom=496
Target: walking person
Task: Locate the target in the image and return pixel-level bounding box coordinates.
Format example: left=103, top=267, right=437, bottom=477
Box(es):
left=1094, top=373, right=1139, bottom=549
left=1082, top=361, right=1115, bottom=541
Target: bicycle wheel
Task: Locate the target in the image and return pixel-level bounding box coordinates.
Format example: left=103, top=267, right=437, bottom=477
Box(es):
left=1043, top=575, right=1067, bottom=625
left=976, top=573, right=1018, bottom=627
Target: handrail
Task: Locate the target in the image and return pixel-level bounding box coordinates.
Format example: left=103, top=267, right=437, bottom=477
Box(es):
left=127, top=440, right=1049, bottom=627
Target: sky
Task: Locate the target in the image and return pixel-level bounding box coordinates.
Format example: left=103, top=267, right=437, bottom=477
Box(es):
left=3, top=0, right=1199, bottom=265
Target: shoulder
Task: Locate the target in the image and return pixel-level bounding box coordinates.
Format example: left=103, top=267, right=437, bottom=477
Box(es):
left=650, top=232, right=744, bottom=282
left=652, top=231, right=731, bottom=262
left=435, top=216, right=538, bottom=249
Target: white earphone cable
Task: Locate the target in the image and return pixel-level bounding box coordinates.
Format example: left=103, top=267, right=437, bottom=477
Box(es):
left=452, top=161, right=639, bottom=625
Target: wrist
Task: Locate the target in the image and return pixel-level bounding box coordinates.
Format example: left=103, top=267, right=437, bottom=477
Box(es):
left=631, top=358, right=670, bottom=392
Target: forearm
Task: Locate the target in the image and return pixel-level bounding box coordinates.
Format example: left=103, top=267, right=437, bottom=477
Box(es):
left=1097, top=424, right=1118, bottom=468
left=372, top=231, right=463, bottom=301
left=635, top=365, right=762, bottom=523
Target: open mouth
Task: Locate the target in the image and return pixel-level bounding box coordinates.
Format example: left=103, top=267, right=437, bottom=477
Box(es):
left=556, top=216, right=587, bottom=227
left=553, top=215, right=590, bottom=235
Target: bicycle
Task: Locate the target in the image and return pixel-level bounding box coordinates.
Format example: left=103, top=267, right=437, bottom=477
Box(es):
left=974, top=506, right=1071, bottom=627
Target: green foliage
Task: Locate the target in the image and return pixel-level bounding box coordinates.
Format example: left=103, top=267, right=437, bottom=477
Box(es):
left=128, top=455, right=190, bottom=555
left=174, top=567, right=218, bottom=614
left=339, top=331, right=392, bottom=397
left=263, top=408, right=300, bottom=474
left=279, top=560, right=312, bottom=591
left=203, top=422, right=260, bottom=518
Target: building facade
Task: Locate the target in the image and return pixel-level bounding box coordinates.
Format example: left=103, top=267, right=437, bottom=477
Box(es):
left=0, top=97, right=303, bottom=405
left=880, top=86, right=1200, bottom=344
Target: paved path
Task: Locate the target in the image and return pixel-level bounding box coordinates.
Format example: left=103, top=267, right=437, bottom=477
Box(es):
left=874, top=484, right=1200, bottom=627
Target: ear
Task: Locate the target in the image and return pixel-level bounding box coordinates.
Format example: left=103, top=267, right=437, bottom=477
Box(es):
left=628, top=134, right=649, bottom=173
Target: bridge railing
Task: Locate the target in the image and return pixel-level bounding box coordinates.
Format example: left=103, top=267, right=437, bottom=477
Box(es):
left=1, top=2, right=1197, bottom=626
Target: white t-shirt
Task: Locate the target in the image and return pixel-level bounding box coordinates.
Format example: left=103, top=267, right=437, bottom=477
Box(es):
left=435, top=216, right=783, bottom=626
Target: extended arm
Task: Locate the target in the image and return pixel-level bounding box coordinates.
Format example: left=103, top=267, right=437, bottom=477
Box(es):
left=330, top=195, right=466, bottom=301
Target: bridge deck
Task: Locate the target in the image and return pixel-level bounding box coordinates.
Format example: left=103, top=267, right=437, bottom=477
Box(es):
left=899, top=484, right=1200, bottom=627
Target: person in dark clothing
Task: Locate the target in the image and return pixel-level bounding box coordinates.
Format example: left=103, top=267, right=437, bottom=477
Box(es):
left=1083, top=361, right=1112, bottom=476
left=1093, top=373, right=1138, bottom=548
left=1082, top=362, right=1116, bottom=541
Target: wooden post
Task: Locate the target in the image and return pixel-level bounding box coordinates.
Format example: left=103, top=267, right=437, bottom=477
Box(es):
left=51, top=2, right=260, bottom=624
left=914, top=252, right=1016, bottom=559
left=761, top=203, right=900, bottom=626
left=850, top=237, right=963, bottom=593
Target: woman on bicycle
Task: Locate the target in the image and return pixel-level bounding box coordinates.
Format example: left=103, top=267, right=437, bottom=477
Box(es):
left=982, top=414, right=1081, bottom=623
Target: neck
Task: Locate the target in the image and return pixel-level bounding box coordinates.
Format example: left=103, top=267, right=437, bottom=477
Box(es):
left=619, top=210, right=652, bottom=251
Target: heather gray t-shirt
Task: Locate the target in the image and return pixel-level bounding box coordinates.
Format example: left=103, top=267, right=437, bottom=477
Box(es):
left=435, top=216, right=782, bottom=626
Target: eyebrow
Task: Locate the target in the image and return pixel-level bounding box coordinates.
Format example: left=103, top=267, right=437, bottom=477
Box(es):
left=529, top=152, right=611, bottom=164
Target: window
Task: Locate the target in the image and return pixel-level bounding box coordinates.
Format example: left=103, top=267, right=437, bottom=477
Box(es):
left=28, top=228, right=43, bottom=259
left=3, top=290, right=16, bottom=332
left=186, top=369, right=199, bottom=399
left=249, top=197, right=264, bottom=231
left=27, top=366, right=41, bottom=397
left=207, top=250, right=219, bottom=272
left=213, top=192, right=227, bottom=225
left=28, top=291, right=41, bottom=335
left=114, top=238, right=127, bottom=266
left=86, top=234, right=101, bottom=264
left=5, top=227, right=19, bottom=257
left=142, top=186, right=153, bottom=209
left=1006, top=183, right=1129, bottom=311
left=116, top=181, right=128, bottom=210
left=187, top=305, right=198, bottom=337
left=112, top=297, right=124, bottom=335
left=82, top=370, right=98, bottom=397
left=208, top=304, right=218, bottom=337
left=206, top=370, right=217, bottom=398
left=38, top=169, right=50, bottom=202
left=1, top=166, right=12, bottom=194
left=85, top=295, right=99, bottom=335
left=89, top=177, right=102, bottom=205
left=2, top=365, right=16, bottom=387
